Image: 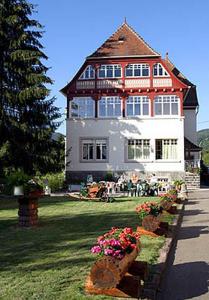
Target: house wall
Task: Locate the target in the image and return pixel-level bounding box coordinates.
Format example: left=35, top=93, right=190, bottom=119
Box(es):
left=66, top=117, right=185, bottom=181
left=184, top=109, right=197, bottom=144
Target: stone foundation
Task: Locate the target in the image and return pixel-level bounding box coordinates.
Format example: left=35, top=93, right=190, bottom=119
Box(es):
left=66, top=170, right=185, bottom=184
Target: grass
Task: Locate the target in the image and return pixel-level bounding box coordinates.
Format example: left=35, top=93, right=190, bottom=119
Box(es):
left=0, top=195, right=172, bottom=300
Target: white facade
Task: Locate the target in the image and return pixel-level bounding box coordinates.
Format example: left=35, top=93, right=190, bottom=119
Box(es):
left=66, top=116, right=185, bottom=174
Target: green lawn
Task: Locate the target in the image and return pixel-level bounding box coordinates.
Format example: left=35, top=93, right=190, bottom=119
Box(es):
left=0, top=196, right=168, bottom=300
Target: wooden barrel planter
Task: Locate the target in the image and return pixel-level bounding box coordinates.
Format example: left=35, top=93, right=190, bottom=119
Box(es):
left=90, top=242, right=140, bottom=289
left=18, top=196, right=39, bottom=227
left=160, top=200, right=173, bottom=211
left=141, top=215, right=160, bottom=232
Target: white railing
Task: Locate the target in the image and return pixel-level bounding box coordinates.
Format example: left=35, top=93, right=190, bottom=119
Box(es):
left=76, top=80, right=95, bottom=89
left=125, top=79, right=150, bottom=88
left=96, top=79, right=123, bottom=89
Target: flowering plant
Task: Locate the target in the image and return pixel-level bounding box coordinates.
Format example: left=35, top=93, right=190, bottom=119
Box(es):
left=159, top=189, right=177, bottom=202
left=91, top=227, right=140, bottom=260
left=136, top=201, right=161, bottom=220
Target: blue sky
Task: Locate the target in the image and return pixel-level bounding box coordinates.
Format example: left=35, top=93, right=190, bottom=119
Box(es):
left=30, top=0, right=209, bottom=134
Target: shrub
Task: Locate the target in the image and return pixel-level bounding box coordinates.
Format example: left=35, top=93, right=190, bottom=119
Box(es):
left=38, top=172, right=65, bottom=192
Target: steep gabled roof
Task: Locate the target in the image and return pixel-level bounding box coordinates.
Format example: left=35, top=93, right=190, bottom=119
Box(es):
left=163, top=57, right=199, bottom=107
left=87, top=22, right=160, bottom=59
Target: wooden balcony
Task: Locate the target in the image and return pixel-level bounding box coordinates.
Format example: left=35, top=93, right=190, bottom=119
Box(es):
left=96, top=79, right=123, bottom=89
left=153, top=78, right=172, bottom=87
left=125, top=79, right=150, bottom=88
left=76, top=80, right=95, bottom=89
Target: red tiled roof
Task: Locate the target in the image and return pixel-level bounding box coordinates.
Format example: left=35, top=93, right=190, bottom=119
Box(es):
left=87, top=22, right=160, bottom=59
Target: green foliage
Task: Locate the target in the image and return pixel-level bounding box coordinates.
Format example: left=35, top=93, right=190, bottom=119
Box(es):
left=6, top=169, right=29, bottom=186
left=0, top=0, right=61, bottom=175
left=198, top=129, right=209, bottom=166
left=104, top=171, right=114, bottom=181
left=38, top=172, right=65, bottom=192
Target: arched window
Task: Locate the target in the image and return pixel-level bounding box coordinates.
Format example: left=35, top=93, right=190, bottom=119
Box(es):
left=79, top=65, right=95, bottom=79
left=153, top=63, right=169, bottom=77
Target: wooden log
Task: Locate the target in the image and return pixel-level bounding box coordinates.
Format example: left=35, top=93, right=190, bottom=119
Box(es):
left=90, top=242, right=140, bottom=289
left=142, top=215, right=160, bottom=232
left=160, top=200, right=173, bottom=211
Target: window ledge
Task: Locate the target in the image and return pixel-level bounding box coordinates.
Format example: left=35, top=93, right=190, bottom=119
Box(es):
left=154, top=160, right=181, bottom=163
left=125, top=160, right=153, bottom=163
left=80, top=160, right=108, bottom=163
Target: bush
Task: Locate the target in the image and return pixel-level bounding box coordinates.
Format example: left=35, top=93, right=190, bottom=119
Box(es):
left=38, top=172, right=65, bottom=192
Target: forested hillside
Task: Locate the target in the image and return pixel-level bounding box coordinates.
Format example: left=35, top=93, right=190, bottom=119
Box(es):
left=197, top=129, right=209, bottom=166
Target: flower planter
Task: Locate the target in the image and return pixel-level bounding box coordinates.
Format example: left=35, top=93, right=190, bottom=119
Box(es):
left=90, top=241, right=140, bottom=289
left=141, top=215, right=161, bottom=232
left=18, top=196, right=39, bottom=227
left=160, top=200, right=174, bottom=211
left=14, top=186, right=24, bottom=196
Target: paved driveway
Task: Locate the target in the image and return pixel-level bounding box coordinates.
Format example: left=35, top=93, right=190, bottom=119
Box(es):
left=156, top=189, right=209, bottom=300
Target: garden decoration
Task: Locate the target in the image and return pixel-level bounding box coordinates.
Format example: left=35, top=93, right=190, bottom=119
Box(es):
left=79, top=182, right=114, bottom=202
left=136, top=202, right=162, bottom=232
left=17, top=179, right=43, bottom=227
left=159, top=189, right=178, bottom=214
left=87, top=227, right=141, bottom=291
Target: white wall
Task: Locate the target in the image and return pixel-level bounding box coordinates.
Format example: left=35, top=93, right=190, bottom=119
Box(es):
left=184, top=109, right=197, bottom=144
left=66, top=117, right=185, bottom=173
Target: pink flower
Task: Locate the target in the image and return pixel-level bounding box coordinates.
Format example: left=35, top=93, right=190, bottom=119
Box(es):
left=104, top=248, right=114, bottom=256
left=91, top=246, right=102, bottom=254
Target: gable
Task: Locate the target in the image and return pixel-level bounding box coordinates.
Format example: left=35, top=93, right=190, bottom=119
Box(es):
left=87, top=22, right=160, bottom=59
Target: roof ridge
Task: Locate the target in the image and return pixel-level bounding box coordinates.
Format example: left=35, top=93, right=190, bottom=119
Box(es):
left=122, top=22, right=160, bottom=56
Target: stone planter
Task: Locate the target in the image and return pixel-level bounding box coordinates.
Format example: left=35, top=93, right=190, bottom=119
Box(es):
left=90, top=241, right=140, bottom=289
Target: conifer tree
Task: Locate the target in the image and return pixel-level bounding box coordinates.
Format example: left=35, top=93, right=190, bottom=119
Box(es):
left=0, top=0, right=61, bottom=175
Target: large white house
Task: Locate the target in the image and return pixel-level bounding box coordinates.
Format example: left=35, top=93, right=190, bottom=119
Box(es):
left=61, top=22, right=200, bottom=183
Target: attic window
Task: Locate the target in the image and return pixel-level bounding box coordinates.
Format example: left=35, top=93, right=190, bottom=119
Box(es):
left=118, top=35, right=126, bottom=43
left=153, top=63, right=169, bottom=77
left=79, top=65, right=95, bottom=80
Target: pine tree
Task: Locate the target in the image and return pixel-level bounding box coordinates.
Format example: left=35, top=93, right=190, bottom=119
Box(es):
left=0, top=0, right=61, bottom=175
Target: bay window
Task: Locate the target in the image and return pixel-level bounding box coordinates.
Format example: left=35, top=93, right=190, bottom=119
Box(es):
left=128, top=139, right=150, bottom=160
left=155, top=139, right=178, bottom=160
left=99, top=97, right=121, bottom=117
left=125, top=64, right=150, bottom=77
left=154, top=95, right=179, bottom=116
left=126, top=96, right=150, bottom=116
left=81, top=138, right=108, bottom=161
left=98, top=65, right=121, bottom=78
left=70, top=97, right=95, bottom=118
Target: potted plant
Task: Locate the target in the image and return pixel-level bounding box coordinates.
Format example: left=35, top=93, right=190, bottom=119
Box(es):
left=90, top=227, right=140, bottom=289
left=7, top=170, right=29, bottom=196
left=136, top=201, right=162, bottom=232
